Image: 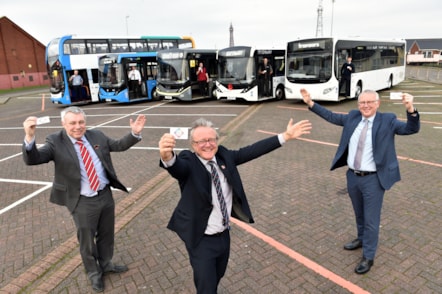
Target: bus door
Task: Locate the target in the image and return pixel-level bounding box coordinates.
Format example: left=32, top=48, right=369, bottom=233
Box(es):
left=144, top=60, right=159, bottom=100
left=125, top=62, right=145, bottom=100
left=189, top=54, right=217, bottom=98
left=256, top=56, right=273, bottom=97
left=88, top=68, right=100, bottom=102
left=67, top=69, right=91, bottom=103
left=49, top=60, right=65, bottom=95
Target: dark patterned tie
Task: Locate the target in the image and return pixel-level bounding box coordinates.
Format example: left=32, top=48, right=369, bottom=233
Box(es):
left=77, top=140, right=100, bottom=191
left=354, top=119, right=369, bottom=170
left=208, top=161, right=229, bottom=227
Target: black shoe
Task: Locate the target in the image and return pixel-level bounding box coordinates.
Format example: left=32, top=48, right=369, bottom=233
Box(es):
left=344, top=239, right=362, bottom=250
left=90, top=275, right=104, bottom=292
left=355, top=257, right=373, bottom=274
left=103, top=264, right=128, bottom=274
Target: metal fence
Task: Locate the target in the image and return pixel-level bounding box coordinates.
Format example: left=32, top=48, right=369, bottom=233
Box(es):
left=406, top=65, right=442, bottom=84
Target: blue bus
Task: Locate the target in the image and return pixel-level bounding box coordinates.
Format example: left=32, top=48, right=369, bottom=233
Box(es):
left=46, top=35, right=195, bottom=105
left=98, top=52, right=159, bottom=103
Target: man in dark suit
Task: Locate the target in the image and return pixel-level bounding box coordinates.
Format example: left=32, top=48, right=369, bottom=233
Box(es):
left=300, top=88, right=420, bottom=274
left=158, top=117, right=312, bottom=294
left=339, top=56, right=355, bottom=97
left=22, top=106, right=146, bottom=292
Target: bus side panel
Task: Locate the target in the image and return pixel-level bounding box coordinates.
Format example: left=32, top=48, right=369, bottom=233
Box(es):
left=146, top=80, right=157, bottom=99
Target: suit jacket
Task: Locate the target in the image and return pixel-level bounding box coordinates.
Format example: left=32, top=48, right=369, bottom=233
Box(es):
left=160, top=136, right=282, bottom=249
left=340, top=62, right=355, bottom=78
left=310, top=103, right=420, bottom=190
left=22, top=129, right=140, bottom=213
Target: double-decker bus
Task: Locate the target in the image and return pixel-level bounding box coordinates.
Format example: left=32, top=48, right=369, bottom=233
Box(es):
left=215, top=46, right=285, bottom=102
left=98, top=52, right=158, bottom=103
left=285, top=37, right=406, bottom=101
left=46, top=35, right=195, bottom=105
left=156, top=49, right=218, bottom=101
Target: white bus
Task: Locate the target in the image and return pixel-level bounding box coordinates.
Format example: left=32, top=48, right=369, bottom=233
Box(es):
left=216, top=46, right=285, bottom=102
left=285, top=37, right=406, bottom=101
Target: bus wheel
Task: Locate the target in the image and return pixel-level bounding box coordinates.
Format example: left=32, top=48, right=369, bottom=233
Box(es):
left=210, top=86, right=217, bottom=100
left=152, top=87, right=161, bottom=101
left=354, top=82, right=362, bottom=99
left=275, top=86, right=285, bottom=100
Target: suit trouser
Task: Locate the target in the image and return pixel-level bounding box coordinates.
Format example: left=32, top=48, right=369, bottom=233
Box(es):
left=339, top=77, right=351, bottom=96
left=72, top=186, right=115, bottom=277
left=187, top=230, right=230, bottom=294
left=71, top=85, right=82, bottom=102
left=346, top=170, right=385, bottom=260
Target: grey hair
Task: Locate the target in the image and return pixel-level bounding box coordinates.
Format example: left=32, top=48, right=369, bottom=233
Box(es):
left=358, top=90, right=379, bottom=101
left=60, top=106, right=86, bottom=123
left=189, top=118, right=219, bottom=140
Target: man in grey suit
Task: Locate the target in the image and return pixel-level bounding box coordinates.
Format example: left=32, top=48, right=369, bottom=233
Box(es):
left=300, top=88, right=420, bottom=274
left=22, top=106, right=146, bottom=292
left=158, top=117, right=312, bottom=293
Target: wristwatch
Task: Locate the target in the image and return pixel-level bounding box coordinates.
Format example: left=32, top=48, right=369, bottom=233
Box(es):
left=409, top=108, right=418, bottom=116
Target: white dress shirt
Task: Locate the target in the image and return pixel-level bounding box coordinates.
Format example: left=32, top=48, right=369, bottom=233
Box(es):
left=348, top=116, right=376, bottom=171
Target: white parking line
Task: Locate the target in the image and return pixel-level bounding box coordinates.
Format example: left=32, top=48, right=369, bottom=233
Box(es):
left=0, top=102, right=237, bottom=214
left=0, top=178, right=52, bottom=215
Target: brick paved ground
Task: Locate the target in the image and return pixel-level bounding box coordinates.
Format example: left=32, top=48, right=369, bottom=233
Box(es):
left=0, top=79, right=441, bottom=293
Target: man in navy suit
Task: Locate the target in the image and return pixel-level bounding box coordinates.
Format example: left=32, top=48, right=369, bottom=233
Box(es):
left=22, top=107, right=146, bottom=292
left=158, top=117, right=312, bottom=293
left=300, top=88, right=420, bottom=274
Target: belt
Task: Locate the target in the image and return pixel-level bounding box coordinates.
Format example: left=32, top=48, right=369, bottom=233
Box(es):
left=81, top=185, right=110, bottom=197
left=204, top=229, right=228, bottom=237
left=349, top=169, right=377, bottom=177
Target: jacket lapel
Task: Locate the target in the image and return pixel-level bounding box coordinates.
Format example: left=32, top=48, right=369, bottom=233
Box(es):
left=61, top=130, right=81, bottom=170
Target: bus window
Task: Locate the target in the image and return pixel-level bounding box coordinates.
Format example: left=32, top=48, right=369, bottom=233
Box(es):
left=110, top=40, right=129, bottom=52
left=162, top=40, right=178, bottom=49
left=65, top=40, right=87, bottom=55
left=129, top=40, right=147, bottom=52
left=86, top=40, right=109, bottom=54
left=147, top=40, right=160, bottom=51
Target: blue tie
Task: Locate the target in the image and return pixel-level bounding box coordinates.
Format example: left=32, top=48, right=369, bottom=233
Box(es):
left=208, top=161, right=229, bottom=227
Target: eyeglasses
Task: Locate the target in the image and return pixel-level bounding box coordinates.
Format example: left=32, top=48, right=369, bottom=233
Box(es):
left=192, top=138, right=218, bottom=146
left=358, top=100, right=378, bottom=105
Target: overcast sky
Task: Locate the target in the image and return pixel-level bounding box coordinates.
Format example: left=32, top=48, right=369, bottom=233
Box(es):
left=2, top=0, right=441, bottom=49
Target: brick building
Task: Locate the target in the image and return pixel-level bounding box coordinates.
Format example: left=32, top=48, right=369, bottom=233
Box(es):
left=0, top=16, right=47, bottom=90
left=406, top=38, right=442, bottom=65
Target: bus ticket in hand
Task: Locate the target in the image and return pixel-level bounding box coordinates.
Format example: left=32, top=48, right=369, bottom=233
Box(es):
left=390, top=92, right=402, bottom=100
left=170, top=127, right=188, bottom=139
left=36, top=116, right=51, bottom=125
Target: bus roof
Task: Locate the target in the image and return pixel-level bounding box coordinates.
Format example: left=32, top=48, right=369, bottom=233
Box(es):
left=288, top=36, right=406, bottom=44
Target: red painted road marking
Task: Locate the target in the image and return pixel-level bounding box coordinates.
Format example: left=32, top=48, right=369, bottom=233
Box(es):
left=231, top=218, right=371, bottom=294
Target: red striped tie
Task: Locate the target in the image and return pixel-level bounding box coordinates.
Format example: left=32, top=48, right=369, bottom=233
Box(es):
left=76, top=140, right=100, bottom=191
